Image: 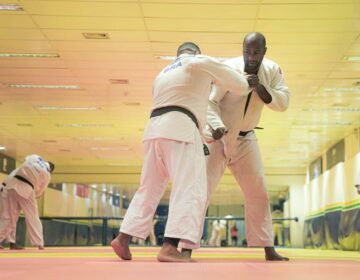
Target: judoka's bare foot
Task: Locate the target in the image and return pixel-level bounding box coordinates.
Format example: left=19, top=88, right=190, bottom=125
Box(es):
left=265, top=247, right=289, bottom=261
left=181, top=248, right=193, bottom=258
left=38, top=246, right=44, bottom=250
left=9, top=243, right=24, bottom=250
left=111, top=233, right=132, bottom=260
left=157, top=243, right=191, bottom=262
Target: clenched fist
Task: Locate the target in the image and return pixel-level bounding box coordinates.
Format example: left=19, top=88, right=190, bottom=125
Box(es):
left=212, top=127, right=227, bottom=140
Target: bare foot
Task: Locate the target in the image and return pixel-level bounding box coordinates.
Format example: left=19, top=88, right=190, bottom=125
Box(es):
left=157, top=243, right=191, bottom=262
left=181, top=248, right=193, bottom=258
left=111, top=233, right=132, bottom=260
left=38, top=246, right=44, bottom=250
left=264, top=247, right=289, bottom=261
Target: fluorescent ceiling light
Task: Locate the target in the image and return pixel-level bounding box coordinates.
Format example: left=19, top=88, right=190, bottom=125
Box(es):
left=321, top=87, right=360, bottom=92
left=156, top=56, right=230, bottom=61
left=76, top=137, right=117, bottom=141
left=303, top=108, right=360, bottom=112
left=91, top=146, right=130, bottom=151
left=0, top=4, right=23, bottom=11
left=0, top=53, right=59, bottom=58
left=343, top=56, right=360, bottom=61
left=57, top=123, right=113, bottom=128
left=293, top=121, right=352, bottom=126
left=123, top=102, right=140, bottom=106
left=9, top=84, right=81, bottom=90
left=91, top=147, right=113, bottom=151
left=37, top=106, right=99, bottom=111
left=0, top=146, right=5, bottom=150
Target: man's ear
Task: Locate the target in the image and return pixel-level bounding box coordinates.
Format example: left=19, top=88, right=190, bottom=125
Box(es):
left=264, top=47, right=267, bottom=55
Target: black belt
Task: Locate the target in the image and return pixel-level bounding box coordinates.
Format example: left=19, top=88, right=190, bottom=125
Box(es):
left=0, top=182, right=5, bottom=192
left=150, top=106, right=199, bottom=128
left=150, top=106, right=210, bottom=155
left=239, top=130, right=253, bottom=137
left=14, top=175, right=34, bottom=189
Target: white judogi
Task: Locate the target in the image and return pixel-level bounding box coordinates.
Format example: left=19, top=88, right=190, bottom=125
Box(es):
left=0, top=155, right=51, bottom=247
left=120, top=53, right=249, bottom=248
left=202, top=57, right=290, bottom=247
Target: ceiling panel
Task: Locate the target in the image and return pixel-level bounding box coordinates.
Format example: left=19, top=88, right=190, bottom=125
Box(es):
left=0, top=28, right=47, bottom=40
left=31, top=16, right=146, bottom=30
left=0, top=15, right=37, bottom=28
left=255, top=19, right=360, bottom=32
left=145, top=18, right=254, bottom=32
left=22, top=1, right=142, bottom=17
left=42, top=30, right=149, bottom=41
left=142, top=3, right=258, bottom=19
left=258, top=3, right=360, bottom=19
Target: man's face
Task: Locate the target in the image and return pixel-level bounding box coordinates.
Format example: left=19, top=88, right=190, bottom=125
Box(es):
left=243, top=40, right=266, bottom=73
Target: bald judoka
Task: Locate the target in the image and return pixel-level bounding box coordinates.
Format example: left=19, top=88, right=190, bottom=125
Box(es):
left=111, top=42, right=249, bottom=262
left=180, top=33, right=290, bottom=261
left=0, top=155, right=55, bottom=249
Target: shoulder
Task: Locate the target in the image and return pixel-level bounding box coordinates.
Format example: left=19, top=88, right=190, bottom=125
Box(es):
left=262, top=58, right=282, bottom=73
left=223, top=56, right=243, bottom=70
left=192, top=54, right=220, bottom=65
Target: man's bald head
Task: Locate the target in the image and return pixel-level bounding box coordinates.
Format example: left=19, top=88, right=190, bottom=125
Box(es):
left=177, top=42, right=201, bottom=56
left=242, top=32, right=267, bottom=74
left=243, top=32, right=266, bottom=49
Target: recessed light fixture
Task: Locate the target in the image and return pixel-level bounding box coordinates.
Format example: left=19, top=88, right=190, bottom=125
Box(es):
left=123, top=102, right=140, bottom=106
left=82, top=32, right=109, bottom=39
left=0, top=4, right=23, bottom=11
left=8, top=84, right=81, bottom=90
left=0, top=53, right=59, bottom=58
left=43, top=140, right=57, bottom=143
left=37, top=106, right=99, bottom=110
left=16, top=123, right=32, bottom=127
left=109, top=79, right=128, bottom=85
left=0, top=146, right=5, bottom=150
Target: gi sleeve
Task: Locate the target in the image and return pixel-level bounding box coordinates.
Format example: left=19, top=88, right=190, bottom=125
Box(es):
left=263, top=64, right=290, bottom=112
left=207, top=84, right=227, bottom=130
left=35, top=173, right=50, bottom=198
left=192, top=55, right=249, bottom=94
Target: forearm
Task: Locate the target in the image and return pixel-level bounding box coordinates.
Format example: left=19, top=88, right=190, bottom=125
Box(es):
left=255, top=84, right=272, bottom=104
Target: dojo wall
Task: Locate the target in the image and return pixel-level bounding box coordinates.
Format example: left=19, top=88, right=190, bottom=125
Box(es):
left=303, top=152, right=360, bottom=250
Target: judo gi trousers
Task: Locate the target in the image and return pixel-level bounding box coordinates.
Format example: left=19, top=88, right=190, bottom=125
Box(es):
left=207, top=138, right=274, bottom=246
left=0, top=189, right=16, bottom=243
left=180, top=137, right=274, bottom=248
left=120, top=136, right=207, bottom=247
left=0, top=189, right=44, bottom=246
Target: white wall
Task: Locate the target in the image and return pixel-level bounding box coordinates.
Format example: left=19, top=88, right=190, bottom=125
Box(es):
left=288, top=183, right=305, bottom=247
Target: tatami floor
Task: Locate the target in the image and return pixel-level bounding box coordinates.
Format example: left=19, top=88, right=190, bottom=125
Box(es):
left=0, top=247, right=359, bottom=280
